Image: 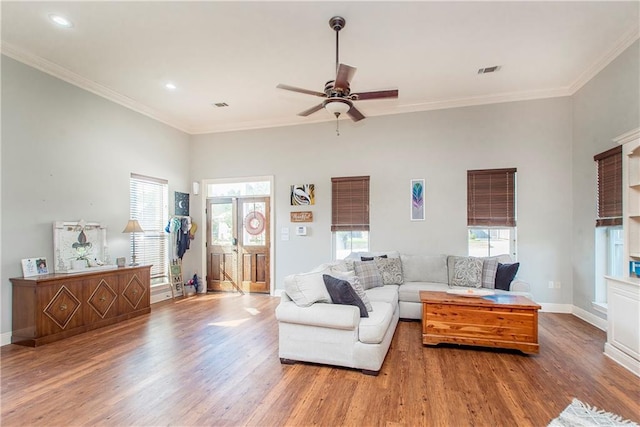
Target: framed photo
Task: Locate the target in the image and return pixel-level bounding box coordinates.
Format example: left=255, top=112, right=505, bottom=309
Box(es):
left=22, top=257, right=48, bottom=277
left=291, top=184, right=315, bottom=205
left=410, top=179, right=425, bottom=221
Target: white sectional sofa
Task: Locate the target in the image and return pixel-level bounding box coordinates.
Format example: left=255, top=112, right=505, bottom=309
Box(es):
left=275, top=252, right=531, bottom=375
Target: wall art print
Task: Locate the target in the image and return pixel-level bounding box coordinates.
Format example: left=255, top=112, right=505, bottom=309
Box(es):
left=290, top=184, right=315, bottom=206
left=175, top=191, right=190, bottom=216
left=411, top=179, right=425, bottom=221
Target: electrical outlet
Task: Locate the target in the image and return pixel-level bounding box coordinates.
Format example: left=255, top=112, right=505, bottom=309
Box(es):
left=548, top=281, right=554, bottom=289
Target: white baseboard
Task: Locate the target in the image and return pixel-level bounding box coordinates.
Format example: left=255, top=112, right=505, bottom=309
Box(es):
left=572, top=305, right=607, bottom=331
left=273, top=289, right=284, bottom=297
left=605, top=342, right=640, bottom=377
left=1, top=331, right=11, bottom=347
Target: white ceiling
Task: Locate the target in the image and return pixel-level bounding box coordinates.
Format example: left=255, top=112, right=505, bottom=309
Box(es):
left=2, top=1, right=639, bottom=135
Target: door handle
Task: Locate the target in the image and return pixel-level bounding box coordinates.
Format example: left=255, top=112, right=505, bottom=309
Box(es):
left=232, top=237, right=238, bottom=246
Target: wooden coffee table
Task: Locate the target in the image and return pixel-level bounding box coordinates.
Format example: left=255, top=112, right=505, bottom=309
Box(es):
left=420, top=290, right=541, bottom=354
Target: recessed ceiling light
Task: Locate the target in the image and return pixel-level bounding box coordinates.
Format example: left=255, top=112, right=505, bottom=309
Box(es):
left=165, top=83, right=177, bottom=90
left=49, top=14, right=73, bottom=28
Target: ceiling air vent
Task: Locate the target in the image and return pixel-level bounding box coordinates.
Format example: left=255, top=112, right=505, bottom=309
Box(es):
left=212, top=102, right=229, bottom=108
left=477, top=66, right=501, bottom=74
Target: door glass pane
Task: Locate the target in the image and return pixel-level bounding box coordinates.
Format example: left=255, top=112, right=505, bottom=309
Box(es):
left=242, top=201, right=266, bottom=246
left=211, top=202, right=233, bottom=245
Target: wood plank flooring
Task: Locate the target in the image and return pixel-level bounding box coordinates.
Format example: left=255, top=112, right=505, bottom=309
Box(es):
left=1, top=293, right=639, bottom=426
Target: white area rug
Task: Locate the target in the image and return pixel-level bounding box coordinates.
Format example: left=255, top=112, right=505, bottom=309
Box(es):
left=549, top=398, right=639, bottom=427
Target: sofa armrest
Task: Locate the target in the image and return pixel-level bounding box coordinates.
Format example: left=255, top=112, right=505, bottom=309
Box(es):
left=510, top=279, right=530, bottom=293
left=275, top=300, right=359, bottom=330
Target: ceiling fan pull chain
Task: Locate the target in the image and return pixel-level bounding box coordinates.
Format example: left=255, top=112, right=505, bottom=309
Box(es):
left=336, top=117, right=340, bottom=136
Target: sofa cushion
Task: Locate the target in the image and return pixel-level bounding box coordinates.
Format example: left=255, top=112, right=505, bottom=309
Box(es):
left=398, top=282, right=450, bottom=303
left=374, top=256, right=404, bottom=285
left=495, top=262, right=520, bottom=291
left=346, top=251, right=400, bottom=260
left=354, top=260, right=384, bottom=290
left=331, top=270, right=373, bottom=312
left=451, top=257, right=483, bottom=288
left=323, top=275, right=369, bottom=317
left=358, top=301, right=394, bottom=344
left=284, top=269, right=332, bottom=307
left=400, top=254, right=448, bottom=283
left=365, top=285, right=399, bottom=313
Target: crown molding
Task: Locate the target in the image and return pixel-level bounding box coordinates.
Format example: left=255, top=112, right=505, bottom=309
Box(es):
left=1, top=41, right=193, bottom=134
left=568, top=25, right=640, bottom=95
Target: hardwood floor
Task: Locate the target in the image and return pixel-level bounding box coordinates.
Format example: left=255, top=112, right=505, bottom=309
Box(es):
left=1, top=293, right=638, bottom=426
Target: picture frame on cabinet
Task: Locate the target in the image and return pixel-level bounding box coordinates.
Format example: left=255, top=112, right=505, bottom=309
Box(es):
left=21, top=257, right=48, bottom=277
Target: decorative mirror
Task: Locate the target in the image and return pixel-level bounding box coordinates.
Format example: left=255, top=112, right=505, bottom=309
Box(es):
left=53, top=220, right=114, bottom=273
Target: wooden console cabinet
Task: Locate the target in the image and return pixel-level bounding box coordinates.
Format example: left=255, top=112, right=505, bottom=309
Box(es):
left=10, top=265, right=151, bottom=347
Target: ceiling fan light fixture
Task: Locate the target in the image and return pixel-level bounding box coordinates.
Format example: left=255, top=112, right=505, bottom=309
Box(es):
left=324, top=99, right=351, bottom=116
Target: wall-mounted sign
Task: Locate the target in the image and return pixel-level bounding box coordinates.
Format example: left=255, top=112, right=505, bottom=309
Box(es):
left=290, top=211, right=313, bottom=223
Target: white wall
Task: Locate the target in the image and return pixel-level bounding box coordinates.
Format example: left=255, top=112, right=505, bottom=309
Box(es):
left=572, top=40, right=640, bottom=317
left=190, top=97, right=574, bottom=305
left=0, top=56, right=191, bottom=337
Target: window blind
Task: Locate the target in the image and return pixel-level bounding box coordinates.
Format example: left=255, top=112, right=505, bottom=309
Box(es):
left=467, top=168, right=517, bottom=227
left=130, top=173, right=169, bottom=282
left=594, top=146, right=622, bottom=227
left=331, top=176, right=370, bottom=232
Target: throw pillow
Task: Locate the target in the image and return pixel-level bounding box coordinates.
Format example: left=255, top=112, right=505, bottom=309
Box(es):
left=451, top=257, right=483, bottom=288
left=361, top=254, right=388, bottom=261
left=374, top=256, right=404, bottom=285
left=481, top=257, right=499, bottom=289
left=354, top=260, right=384, bottom=290
left=495, top=262, right=520, bottom=291
left=330, top=271, right=373, bottom=312
left=322, top=275, right=369, bottom=318
left=284, top=269, right=332, bottom=307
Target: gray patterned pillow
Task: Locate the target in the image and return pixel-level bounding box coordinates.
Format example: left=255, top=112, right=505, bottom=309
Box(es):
left=374, top=257, right=403, bottom=285
left=354, top=260, right=384, bottom=290
left=451, top=257, right=483, bottom=288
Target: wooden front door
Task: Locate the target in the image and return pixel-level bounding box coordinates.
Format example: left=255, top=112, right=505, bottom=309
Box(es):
left=206, top=197, right=270, bottom=294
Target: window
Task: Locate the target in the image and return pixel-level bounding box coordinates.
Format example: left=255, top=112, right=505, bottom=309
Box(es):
left=130, top=173, right=169, bottom=285
left=594, top=146, right=622, bottom=227
left=331, top=176, right=370, bottom=259
left=467, top=168, right=517, bottom=257
left=594, top=146, right=623, bottom=306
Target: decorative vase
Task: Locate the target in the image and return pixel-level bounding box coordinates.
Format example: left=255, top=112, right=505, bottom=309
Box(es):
left=72, top=259, right=87, bottom=270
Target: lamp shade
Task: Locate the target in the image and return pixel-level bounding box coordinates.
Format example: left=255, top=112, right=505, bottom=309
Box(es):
left=122, top=220, right=144, bottom=233
left=325, top=99, right=351, bottom=116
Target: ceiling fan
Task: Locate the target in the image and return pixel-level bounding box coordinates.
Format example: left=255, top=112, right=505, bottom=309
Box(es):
left=277, top=16, right=399, bottom=125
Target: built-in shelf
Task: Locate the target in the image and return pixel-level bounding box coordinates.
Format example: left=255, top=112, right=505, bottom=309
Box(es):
left=608, top=129, right=640, bottom=376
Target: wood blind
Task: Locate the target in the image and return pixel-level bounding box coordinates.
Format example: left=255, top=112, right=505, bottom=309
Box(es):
left=331, top=176, right=370, bottom=232
left=467, top=168, right=517, bottom=227
left=594, top=145, right=622, bottom=227
left=130, top=173, right=169, bottom=281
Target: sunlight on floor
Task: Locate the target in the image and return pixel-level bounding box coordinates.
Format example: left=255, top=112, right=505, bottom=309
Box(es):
left=208, top=318, right=252, bottom=327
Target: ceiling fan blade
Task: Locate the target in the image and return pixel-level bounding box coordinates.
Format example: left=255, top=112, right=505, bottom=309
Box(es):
left=298, top=103, right=325, bottom=117
left=347, top=105, right=366, bottom=122
left=334, top=64, right=357, bottom=91
left=277, top=84, right=326, bottom=98
left=352, top=89, right=399, bottom=100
